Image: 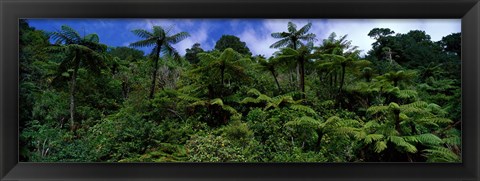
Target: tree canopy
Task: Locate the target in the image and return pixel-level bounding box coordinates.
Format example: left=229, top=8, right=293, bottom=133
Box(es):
left=20, top=20, right=461, bottom=163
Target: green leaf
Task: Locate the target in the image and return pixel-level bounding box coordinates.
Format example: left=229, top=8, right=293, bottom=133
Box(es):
left=374, top=141, right=387, bottom=153
left=365, top=134, right=384, bottom=144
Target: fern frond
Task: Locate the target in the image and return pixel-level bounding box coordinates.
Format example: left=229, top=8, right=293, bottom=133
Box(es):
left=403, top=136, right=420, bottom=143
left=240, top=97, right=260, bottom=104
left=246, top=88, right=262, bottom=96
left=389, top=136, right=417, bottom=153
left=289, top=105, right=317, bottom=115
left=257, top=94, right=273, bottom=102
left=415, top=133, right=443, bottom=145
left=374, top=141, right=388, bottom=153
left=285, top=116, right=321, bottom=129
left=189, top=100, right=207, bottom=107
left=177, top=94, right=201, bottom=102
left=354, top=131, right=367, bottom=140
left=222, top=105, right=238, bottom=115
left=395, top=89, right=418, bottom=99
left=364, top=120, right=380, bottom=129
left=424, top=117, right=453, bottom=124
left=443, top=136, right=461, bottom=146
left=210, top=98, right=224, bottom=106
left=423, top=146, right=460, bottom=162
left=402, top=101, right=428, bottom=109
left=366, top=105, right=389, bottom=115
left=365, top=134, right=384, bottom=144
left=334, top=127, right=358, bottom=136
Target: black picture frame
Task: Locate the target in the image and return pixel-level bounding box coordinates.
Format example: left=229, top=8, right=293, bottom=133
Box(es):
left=1, top=0, right=479, bottom=180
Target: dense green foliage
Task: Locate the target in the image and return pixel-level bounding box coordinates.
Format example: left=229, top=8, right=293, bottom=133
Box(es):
left=20, top=20, right=461, bottom=162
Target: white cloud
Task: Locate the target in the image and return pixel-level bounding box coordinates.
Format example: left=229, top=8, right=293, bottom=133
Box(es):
left=173, top=22, right=210, bottom=55
left=319, top=19, right=461, bottom=56
left=124, top=18, right=461, bottom=57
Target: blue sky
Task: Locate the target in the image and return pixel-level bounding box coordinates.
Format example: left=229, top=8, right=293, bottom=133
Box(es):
left=28, top=19, right=461, bottom=57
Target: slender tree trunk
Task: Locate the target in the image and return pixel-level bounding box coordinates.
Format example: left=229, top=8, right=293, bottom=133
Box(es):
left=149, top=44, right=162, bottom=99
left=69, top=59, right=80, bottom=131
left=329, top=73, right=333, bottom=87
left=334, top=71, right=337, bottom=87
left=299, top=59, right=305, bottom=99
left=208, top=85, right=214, bottom=99
left=220, top=67, right=225, bottom=97
left=270, top=69, right=282, bottom=92
left=394, top=112, right=403, bottom=135
left=221, top=67, right=225, bottom=87
left=338, top=64, right=346, bottom=94
left=410, top=123, right=417, bottom=134
left=296, top=62, right=301, bottom=90
left=315, top=129, right=324, bottom=152
left=290, top=68, right=296, bottom=88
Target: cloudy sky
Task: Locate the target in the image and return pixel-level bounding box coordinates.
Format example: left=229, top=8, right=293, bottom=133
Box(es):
left=28, top=19, right=461, bottom=57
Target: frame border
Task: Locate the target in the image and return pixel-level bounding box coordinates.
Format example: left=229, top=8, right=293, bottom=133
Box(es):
left=1, top=0, right=479, bottom=180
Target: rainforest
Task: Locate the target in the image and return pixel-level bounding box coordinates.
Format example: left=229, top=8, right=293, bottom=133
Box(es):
left=19, top=19, right=461, bottom=162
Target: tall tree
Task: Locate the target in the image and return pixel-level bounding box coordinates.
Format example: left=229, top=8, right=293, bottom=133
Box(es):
left=185, top=43, right=204, bottom=64
left=48, top=25, right=107, bottom=131
left=257, top=57, right=282, bottom=92
left=270, top=22, right=316, bottom=50
left=214, top=35, right=252, bottom=56
left=438, top=32, right=461, bottom=57
left=315, top=33, right=363, bottom=97
left=130, top=25, right=190, bottom=99
left=192, top=48, right=250, bottom=98
left=275, top=44, right=314, bottom=97
left=270, top=22, right=316, bottom=95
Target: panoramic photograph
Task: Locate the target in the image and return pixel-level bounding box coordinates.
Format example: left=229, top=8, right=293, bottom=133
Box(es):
left=19, top=19, right=461, bottom=162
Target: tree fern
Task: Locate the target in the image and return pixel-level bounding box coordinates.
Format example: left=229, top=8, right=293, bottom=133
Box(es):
left=289, top=105, right=317, bottom=116
left=364, top=134, right=384, bottom=144
left=423, top=146, right=461, bottom=162
left=388, top=136, right=417, bottom=153
left=374, top=141, right=388, bottom=153
left=414, top=133, right=443, bottom=145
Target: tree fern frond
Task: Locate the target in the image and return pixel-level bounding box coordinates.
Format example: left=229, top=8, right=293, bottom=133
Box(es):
left=129, top=38, right=157, bottom=48
left=423, top=146, right=460, bottom=162
left=355, top=130, right=368, bottom=140
left=423, top=117, right=453, bottom=124
left=131, top=29, right=154, bottom=39
left=271, top=32, right=288, bottom=39
left=270, top=38, right=291, bottom=49
left=287, top=22, right=297, bottom=33
left=374, top=141, right=388, bottom=153
left=389, top=136, right=417, bottom=153
left=402, top=101, right=428, bottom=109
left=246, top=88, right=262, bottom=96
left=210, top=98, right=224, bottom=106
left=289, top=105, right=316, bottom=115
left=295, top=22, right=312, bottom=36
left=403, top=136, right=420, bottom=143
left=239, top=97, right=261, bottom=104
left=167, top=32, right=190, bottom=44
left=415, top=133, right=443, bottom=145
left=395, top=89, right=418, bottom=99
left=365, top=134, right=384, bottom=144
left=366, top=105, right=389, bottom=115
left=334, top=127, right=358, bottom=136
left=442, top=136, right=461, bottom=146
left=285, top=116, right=321, bottom=129
left=177, top=94, right=201, bottom=102
left=221, top=105, right=238, bottom=115
left=189, top=100, right=207, bottom=107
